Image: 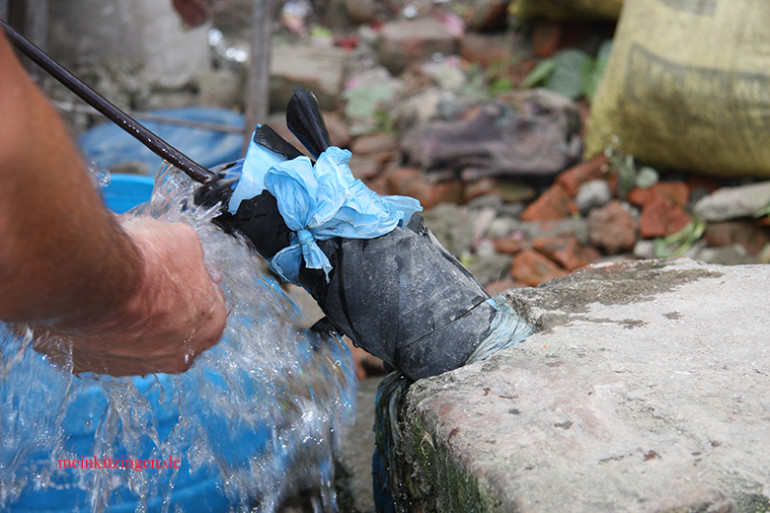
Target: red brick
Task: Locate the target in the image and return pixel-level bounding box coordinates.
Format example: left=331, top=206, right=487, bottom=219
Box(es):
left=639, top=195, right=692, bottom=238
left=555, top=155, right=608, bottom=197
left=511, top=249, right=568, bottom=287
left=386, top=167, right=421, bottom=195
left=520, top=184, right=574, bottom=222
left=628, top=181, right=690, bottom=208
left=533, top=234, right=594, bottom=271
left=492, top=236, right=526, bottom=255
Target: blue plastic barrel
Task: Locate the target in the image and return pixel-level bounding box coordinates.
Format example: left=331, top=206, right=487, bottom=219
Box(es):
left=79, top=107, right=245, bottom=174
left=7, top=175, right=261, bottom=513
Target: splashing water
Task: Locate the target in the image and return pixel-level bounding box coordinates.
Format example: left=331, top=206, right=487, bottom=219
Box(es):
left=0, top=167, right=357, bottom=513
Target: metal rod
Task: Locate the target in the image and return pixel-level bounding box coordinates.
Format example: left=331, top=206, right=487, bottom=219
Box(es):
left=1, top=19, right=217, bottom=184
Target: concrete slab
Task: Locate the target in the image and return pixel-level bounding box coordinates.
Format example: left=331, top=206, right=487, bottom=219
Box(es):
left=392, top=259, right=770, bottom=512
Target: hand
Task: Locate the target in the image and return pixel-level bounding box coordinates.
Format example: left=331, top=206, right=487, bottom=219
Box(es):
left=36, top=218, right=228, bottom=376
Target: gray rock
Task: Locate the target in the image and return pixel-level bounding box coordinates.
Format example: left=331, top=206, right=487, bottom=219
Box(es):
left=465, top=250, right=513, bottom=286
left=392, top=87, right=443, bottom=133
left=693, top=181, right=770, bottom=221
left=634, top=166, right=659, bottom=189
left=401, top=93, right=583, bottom=181
left=695, top=244, right=755, bottom=266
left=390, top=258, right=770, bottom=512
left=632, top=239, right=655, bottom=260
left=422, top=204, right=473, bottom=258
left=270, top=45, right=348, bottom=111
left=377, top=18, right=458, bottom=75
left=575, top=179, right=611, bottom=213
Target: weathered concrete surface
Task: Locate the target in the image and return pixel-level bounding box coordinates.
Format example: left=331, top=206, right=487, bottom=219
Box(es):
left=395, top=259, right=770, bottom=513
left=48, top=0, right=211, bottom=87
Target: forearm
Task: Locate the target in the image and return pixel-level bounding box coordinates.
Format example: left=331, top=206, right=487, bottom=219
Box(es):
left=0, top=32, right=142, bottom=328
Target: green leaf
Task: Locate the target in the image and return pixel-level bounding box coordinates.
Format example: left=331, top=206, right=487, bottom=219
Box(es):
left=582, top=40, right=613, bottom=102
left=521, top=58, right=556, bottom=89
left=545, top=49, right=590, bottom=100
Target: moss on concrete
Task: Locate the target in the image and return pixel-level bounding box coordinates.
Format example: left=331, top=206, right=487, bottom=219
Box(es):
left=392, top=396, right=504, bottom=513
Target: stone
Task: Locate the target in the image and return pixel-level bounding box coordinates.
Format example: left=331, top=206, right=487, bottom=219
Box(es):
left=467, top=252, right=516, bottom=287
left=400, top=93, right=583, bottom=181
left=492, top=236, right=526, bottom=255
left=632, top=239, right=656, bottom=260
left=389, top=259, right=770, bottom=513
left=639, top=194, right=692, bottom=239
left=575, top=179, right=611, bottom=214
left=486, top=217, right=520, bottom=238
left=693, top=181, right=770, bottom=222
left=533, top=234, right=596, bottom=271
left=348, top=154, right=386, bottom=180
left=520, top=184, right=574, bottom=222
left=694, top=245, right=755, bottom=266
left=511, top=249, right=568, bottom=286
left=588, top=201, right=637, bottom=254
left=703, top=221, right=770, bottom=257
left=555, top=155, right=608, bottom=197
left=463, top=178, right=499, bottom=203
left=270, top=45, right=348, bottom=111
left=377, top=18, right=458, bottom=75
left=392, top=87, right=442, bottom=134
left=495, top=180, right=537, bottom=203
left=421, top=204, right=474, bottom=258
left=350, top=132, right=399, bottom=155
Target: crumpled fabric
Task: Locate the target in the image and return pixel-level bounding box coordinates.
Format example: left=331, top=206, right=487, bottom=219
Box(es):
left=229, top=137, right=422, bottom=284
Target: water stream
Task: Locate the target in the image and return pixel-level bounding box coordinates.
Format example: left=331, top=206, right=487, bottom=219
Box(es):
left=0, top=167, right=357, bottom=513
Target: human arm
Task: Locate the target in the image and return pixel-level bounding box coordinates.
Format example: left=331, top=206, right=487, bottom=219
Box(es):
left=0, top=31, right=227, bottom=376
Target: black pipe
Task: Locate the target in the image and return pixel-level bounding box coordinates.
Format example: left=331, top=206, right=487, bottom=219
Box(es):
left=0, top=20, right=217, bottom=184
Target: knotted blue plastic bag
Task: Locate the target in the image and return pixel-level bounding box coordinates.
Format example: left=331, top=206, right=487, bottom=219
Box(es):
left=229, top=136, right=422, bottom=283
